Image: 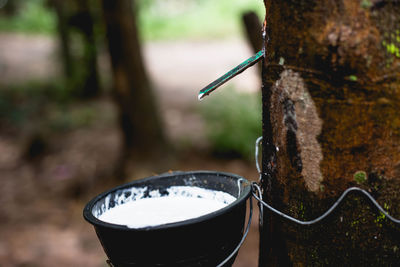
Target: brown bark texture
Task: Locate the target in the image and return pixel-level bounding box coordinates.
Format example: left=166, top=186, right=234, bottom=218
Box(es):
left=102, top=0, right=166, bottom=165
left=260, top=0, right=400, bottom=266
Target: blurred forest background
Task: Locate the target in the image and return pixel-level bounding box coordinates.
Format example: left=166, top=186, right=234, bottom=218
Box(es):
left=0, top=0, right=264, bottom=266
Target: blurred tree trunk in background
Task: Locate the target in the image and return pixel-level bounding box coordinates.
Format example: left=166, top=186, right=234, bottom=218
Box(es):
left=50, top=0, right=73, bottom=79
left=50, top=0, right=100, bottom=98
left=1, top=0, right=18, bottom=16
left=260, top=0, right=400, bottom=266
left=102, top=0, right=167, bottom=177
left=69, top=0, right=100, bottom=98
left=242, top=11, right=263, bottom=73
left=242, top=11, right=263, bottom=54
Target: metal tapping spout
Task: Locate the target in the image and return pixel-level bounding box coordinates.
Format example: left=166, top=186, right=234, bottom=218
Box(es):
left=198, top=50, right=263, bottom=100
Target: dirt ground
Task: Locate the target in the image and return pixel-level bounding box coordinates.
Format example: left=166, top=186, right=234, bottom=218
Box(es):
left=0, top=33, right=261, bottom=267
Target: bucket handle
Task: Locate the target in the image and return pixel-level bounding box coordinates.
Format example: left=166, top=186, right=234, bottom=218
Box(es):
left=216, top=193, right=253, bottom=267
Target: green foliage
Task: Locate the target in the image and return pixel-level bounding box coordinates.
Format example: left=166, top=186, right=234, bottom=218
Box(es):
left=47, top=105, right=96, bottom=131
left=0, top=80, right=78, bottom=129
left=0, top=0, right=265, bottom=40
left=382, top=30, right=400, bottom=59
left=383, top=42, right=400, bottom=58
left=353, top=171, right=367, bottom=184
left=137, top=0, right=265, bottom=40
left=348, top=75, right=358, bottom=82
left=0, top=79, right=105, bottom=136
left=199, top=88, right=261, bottom=160
left=0, top=0, right=56, bottom=34
left=361, top=0, right=373, bottom=9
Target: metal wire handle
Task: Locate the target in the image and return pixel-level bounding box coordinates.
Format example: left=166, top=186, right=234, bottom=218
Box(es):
left=217, top=194, right=253, bottom=267
left=253, top=136, right=400, bottom=225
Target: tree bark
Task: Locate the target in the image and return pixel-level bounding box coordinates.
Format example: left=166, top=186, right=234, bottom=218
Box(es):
left=102, top=0, right=167, bottom=175
left=260, top=0, right=400, bottom=265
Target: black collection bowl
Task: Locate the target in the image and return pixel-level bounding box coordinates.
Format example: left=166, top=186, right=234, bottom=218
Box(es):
left=83, top=171, right=252, bottom=267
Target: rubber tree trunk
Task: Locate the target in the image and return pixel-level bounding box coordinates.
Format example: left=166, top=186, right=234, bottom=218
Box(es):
left=260, top=0, right=400, bottom=266
left=102, top=0, right=167, bottom=174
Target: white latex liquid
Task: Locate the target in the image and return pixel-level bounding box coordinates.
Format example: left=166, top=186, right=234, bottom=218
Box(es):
left=98, top=186, right=236, bottom=228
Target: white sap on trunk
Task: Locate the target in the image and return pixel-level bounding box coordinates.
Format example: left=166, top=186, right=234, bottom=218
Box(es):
left=97, top=186, right=236, bottom=228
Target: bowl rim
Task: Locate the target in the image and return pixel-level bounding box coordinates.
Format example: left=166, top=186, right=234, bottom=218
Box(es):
left=83, top=170, right=252, bottom=231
